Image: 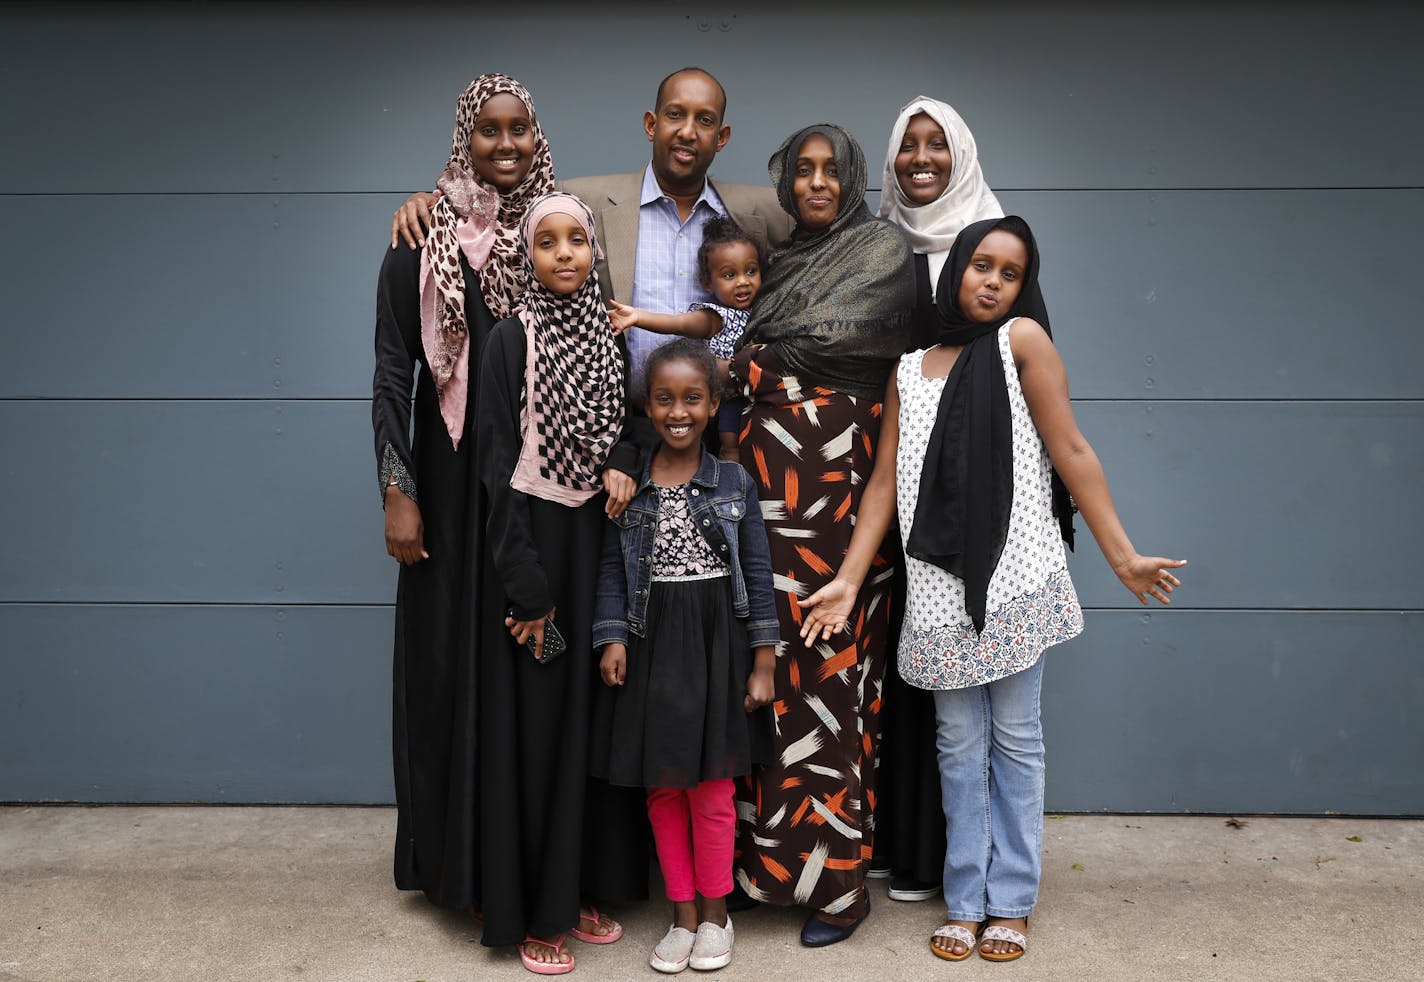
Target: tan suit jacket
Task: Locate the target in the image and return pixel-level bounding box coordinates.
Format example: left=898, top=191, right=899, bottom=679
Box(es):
left=558, top=170, right=794, bottom=303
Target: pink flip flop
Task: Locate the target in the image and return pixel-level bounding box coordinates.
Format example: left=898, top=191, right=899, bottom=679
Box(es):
left=519, top=935, right=573, bottom=975
left=569, top=906, right=623, bottom=944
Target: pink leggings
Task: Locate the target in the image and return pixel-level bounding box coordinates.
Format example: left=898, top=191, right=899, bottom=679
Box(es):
left=646, top=779, right=736, bottom=902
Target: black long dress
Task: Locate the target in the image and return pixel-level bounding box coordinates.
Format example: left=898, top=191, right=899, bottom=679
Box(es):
left=373, top=249, right=647, bottom=941
left=473, top=317, right=648, bottom=947
left=373, top=242, right=491, bottom=910
left=875, top=252, right=951, bottom=886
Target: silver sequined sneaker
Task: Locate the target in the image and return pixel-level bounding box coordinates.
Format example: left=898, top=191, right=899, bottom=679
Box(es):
left=650, top=925, right=697, bottom=974
left=688, top=915, right=733, bottom=971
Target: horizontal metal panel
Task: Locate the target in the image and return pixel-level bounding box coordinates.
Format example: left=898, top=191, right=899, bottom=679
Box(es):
left=0, top=194, right=387, bottom=399
left=3, top=191, right=1420, bottom=400
left=1042, top=610, right=1424, bottom=814
left=1065, top=400, right=1423, bottom=611
left=0, top=604, right=393, bottom=803
left=1, top=400, right=394, bottom=604
left=2, top=4, right=1419, bottom=192
left=2, top=400, right=1418, bottom=608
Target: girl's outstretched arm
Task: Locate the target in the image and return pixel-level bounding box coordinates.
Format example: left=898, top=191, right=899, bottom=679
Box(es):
left=798, top=366, right=903, bottom=642
left=1012, top=319, right=1186, bottom=604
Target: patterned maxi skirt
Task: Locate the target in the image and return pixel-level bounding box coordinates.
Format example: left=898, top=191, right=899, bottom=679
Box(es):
left=731, top=346, right=893, bottom=916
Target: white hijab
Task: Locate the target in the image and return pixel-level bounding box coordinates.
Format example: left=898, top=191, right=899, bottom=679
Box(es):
left=878, top=96, right=1003, bottom=285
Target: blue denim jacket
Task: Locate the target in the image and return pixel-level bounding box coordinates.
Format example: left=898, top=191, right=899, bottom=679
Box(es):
left=593, top=450, right=781, bottom=650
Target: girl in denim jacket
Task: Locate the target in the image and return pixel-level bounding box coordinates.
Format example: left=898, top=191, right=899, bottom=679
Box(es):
left=591, top=338, right=778, bottom=974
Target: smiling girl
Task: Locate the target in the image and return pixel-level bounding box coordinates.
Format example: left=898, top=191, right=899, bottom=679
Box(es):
left=471, top=191, right=636, bottom=974
left=799, top=216, right=1186, bottom=964
left=591, top=338, right=777, bottom=974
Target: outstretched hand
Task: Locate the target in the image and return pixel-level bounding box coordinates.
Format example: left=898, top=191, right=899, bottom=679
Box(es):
left=391, top=191, right=438, bottom=250
left=797, top=578, right=858, bottom=646
left=1113, top=555, right=1187, bottom=605
left=606, top=300, right=638, bottom=335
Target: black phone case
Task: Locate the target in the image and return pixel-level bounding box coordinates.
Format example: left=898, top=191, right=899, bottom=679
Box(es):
left=510, top=608, right=566, bottom=663
left=534, top=618, right=566, bottom=663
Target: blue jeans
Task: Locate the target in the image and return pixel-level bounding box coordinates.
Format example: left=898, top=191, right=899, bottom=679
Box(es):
left=931, top=656, right=1045, bottom=921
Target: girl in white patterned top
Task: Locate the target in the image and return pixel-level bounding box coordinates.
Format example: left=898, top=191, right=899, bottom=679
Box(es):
left=798, top=216, right=1186, bottom=964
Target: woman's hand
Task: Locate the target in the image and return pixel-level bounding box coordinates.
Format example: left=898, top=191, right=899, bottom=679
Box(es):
left=797, top=578, right=858, bottom=645
left=603, top=468, right=636, bottom=518
left=505, top=606, right=556, bottom=660
left=744, top=664, right=775, bottom=712
left=600, top=643, right=628, bottom=687
left=384, top=488, right=428, bottom=565
left=1113, top=555, right=1187, bottom=605
left=391, top=191, right=438, bottom=250
left=606, top=300, right=638, bottom=335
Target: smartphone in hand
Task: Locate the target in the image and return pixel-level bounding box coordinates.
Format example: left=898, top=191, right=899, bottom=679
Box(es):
left=508, top=609, right=566, bottom=664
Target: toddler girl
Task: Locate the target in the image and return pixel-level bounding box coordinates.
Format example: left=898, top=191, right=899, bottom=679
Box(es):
left=606, top=217, right=764, bottom=460
left=591, top=338, right=778, bottom=974
left=799, top=216, right=1186, bottom=963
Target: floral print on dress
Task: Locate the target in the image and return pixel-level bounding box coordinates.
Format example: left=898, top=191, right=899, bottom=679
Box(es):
left=652, top=484, right=729, bottom=580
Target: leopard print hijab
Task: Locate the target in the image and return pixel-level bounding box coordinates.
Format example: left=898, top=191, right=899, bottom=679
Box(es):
left=420, top=73, right=555, bottom=448
left=510, top=193, right=625, bottom=506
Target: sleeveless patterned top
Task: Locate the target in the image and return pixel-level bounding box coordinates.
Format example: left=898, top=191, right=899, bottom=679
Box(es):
left=895, top=322, right=1084, bottom=690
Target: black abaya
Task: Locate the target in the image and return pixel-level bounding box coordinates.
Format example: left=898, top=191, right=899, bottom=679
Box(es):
left=875, top=252, right=949, bottom=886
left=474, top=318, right=648, bottom=948
left=372, top=249, right=646, bottom=939
left=373, top=242, right=491, bottom=909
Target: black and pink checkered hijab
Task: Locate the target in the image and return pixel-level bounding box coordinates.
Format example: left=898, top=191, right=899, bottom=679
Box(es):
left=509, top=192, right=625, bottom=505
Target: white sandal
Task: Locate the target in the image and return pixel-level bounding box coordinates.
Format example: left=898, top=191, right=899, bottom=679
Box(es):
left=930, top=923, right=980, bottom=962
left=979, top=923, right=1028, bottom=962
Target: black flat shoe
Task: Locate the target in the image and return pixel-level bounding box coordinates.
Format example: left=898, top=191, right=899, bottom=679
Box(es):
left=799, top=894, right=869, bottom=948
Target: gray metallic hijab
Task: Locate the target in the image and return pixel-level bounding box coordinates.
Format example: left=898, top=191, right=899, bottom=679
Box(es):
left=743, top=123, right=915, bottom=402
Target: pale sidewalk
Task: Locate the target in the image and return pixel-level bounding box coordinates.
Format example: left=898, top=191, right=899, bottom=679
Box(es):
left=1, top=807, right=1418, bottom=981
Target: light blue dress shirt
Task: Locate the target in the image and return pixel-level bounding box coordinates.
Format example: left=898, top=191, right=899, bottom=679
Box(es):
left=627, top=164, right=727, bottom=396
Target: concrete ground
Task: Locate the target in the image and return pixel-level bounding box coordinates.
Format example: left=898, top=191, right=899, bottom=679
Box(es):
left=1, top=807, right=1418, bottom=982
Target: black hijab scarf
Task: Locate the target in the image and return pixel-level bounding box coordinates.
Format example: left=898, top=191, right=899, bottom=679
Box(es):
left=906, top=216, right=1074, bottom=633
left=742, top=124, right=915, bottom=401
